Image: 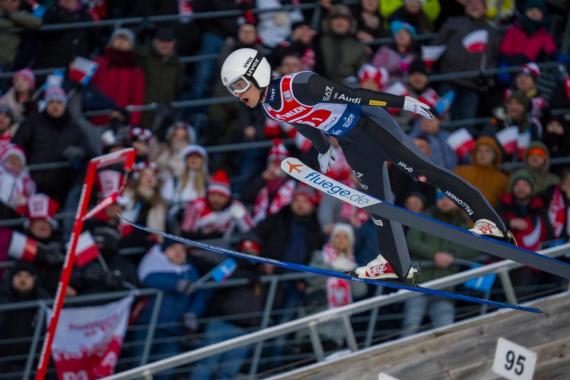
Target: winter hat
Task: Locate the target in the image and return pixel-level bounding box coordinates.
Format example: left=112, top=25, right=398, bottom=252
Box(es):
left=110, top=28, right=136, bottom=47
left=129, top=127, right=153, bottom=142
left=208, top=170, right=231, bottom=197
left=44, top=86, right=67, bottom=104
left=524, top=141, right=550, bottom=161
left=1, top=144, right=26, bottom=166
left=154, top=27, right=175, bottom=42
left=293, top=183, right=318, bottom=204
left=358, top=64, right=389, bottom=89
left=238, top=237, right=262, bottom=254
left=405, top=190, right=427, bottom=205
left=330, top=223, right=355, bottom=246
left=96, top=170, right=124, bottom=199
left=328, top=4, right=354, bottom=21
left=182, top=144, right=208, bottom=160
left=390, top=20, right=416, bottom=38
left=408, top=58, right=428, bottom=76
left=161, top=237, right=181, bottom=252
left=167, top=121, right=197, bottom=143
left=508, top=90, right=530, bottom=111
left=509, top=170, right=535, bottom=193
left=26, top=193, right=60, bottom=228
left=525, top=0, right=547, bottom=13
left=519, top=63, right=541, bottom=78
left=11, top=261, right=37, bottom=278
left=13, top=68, right=35, bottom=88
left=268, top=139, right=289, bottom=164
left=132, top=161, right=159, bottom=179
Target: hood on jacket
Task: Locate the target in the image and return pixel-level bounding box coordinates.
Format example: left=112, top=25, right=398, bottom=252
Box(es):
left=323, top=4, right=357, bottom=35
left=508, top=170, right=535, bottom=193
left=524, top=140, right=550, bottom=173
left=471, top=136, right=502, bottom=167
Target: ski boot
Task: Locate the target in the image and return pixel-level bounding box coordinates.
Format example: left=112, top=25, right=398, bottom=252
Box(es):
left=470, top=219, right=518, bottom=246
left=348, top=255, right=418, bottom=284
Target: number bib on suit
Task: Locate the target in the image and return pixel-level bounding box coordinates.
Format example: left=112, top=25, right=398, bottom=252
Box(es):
left=262, top=73, right=361, bottom=137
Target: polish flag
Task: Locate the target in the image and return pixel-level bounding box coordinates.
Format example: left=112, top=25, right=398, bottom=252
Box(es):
left=447, top=128, right=475, bottom=159
left=385, top=81, right=409, bottom=97
left=421, top=45, right=446, bottom=69
left=294, top=131, right=312, bottom=153
left=264, top=118, right=281, bottom=138
left=69, top=57, right=99, bottom=86
left=327, top=278, right=352, bottom=308
left=516, top=131, right=531, bottom=160
left=462, top=30, right=489, bottom=53
left=496, top=126, right=519, bottom=154
left=418, top=88, right=439, bottom=108
left=8, top=231, right=38, bottom=262
left=75, top=231, right=100, bottom=267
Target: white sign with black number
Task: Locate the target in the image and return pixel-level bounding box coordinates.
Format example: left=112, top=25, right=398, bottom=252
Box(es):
left=492, top=337, right=537, bottom=380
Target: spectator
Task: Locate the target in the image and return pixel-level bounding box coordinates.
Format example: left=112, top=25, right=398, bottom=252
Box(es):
left=12, top=86, right=93, bottom=204
left=181, top=170, right=253, bottom=240
left=403, top=190, right=428, bottom=213
left=512, top=142, right=559, bottom=195
left=255, top=183, right=323, bottom=366
left=0, top=143, right=34, bottom=212
left=161, top=144, right=208, bottom=220
left=316, top=4, right=367, bottom=84
left=380, top=0, right=441, bottom=25
left=137, top=28, right=183, bottom=130
left=256, top=0, right=304, bottom=49
left=397, top=58, right=439, bottom=128
left=542, top=78, right=570, bottom=158
left=272, top=21, right=317, bottom=71
left=455, top=136, right=509, bottom=207
left=352, top=0, right=386, bottom=44
left=92, top=28, right=145, bottom=126
left=432, top=0, right=500, bottom=121
left=128, top=126, right=153, bottom=161
left=485, top=0, right=514, bottom=21
left=498, top=171, right=546, bottom=251
left=544, top=169, right=570, bottom=243
left=409, top=114, right=458, bottom=171
left=507, top=64, right=547, bottom=118
left=135, top=240, right=207, bottom=378
left=154, top=121, right=196, bottom=177
left=190, top=237, right=265, bottom=380
left=0, top=105, right=17, bottom=142
left=0, top=262, right=48, bottom=374
left=0, top=0, right=41, bottom=70
left=402, top=190, right=483, bottom=337
left=0, top=68, right=37, bottom=119
left=241, top=139, right=296, bottom=224
left=122, top=161, right=167, bottom=234
left=499, top=0, right=557, bottom=66
left=100, top=108, right=131, bottom=154
left=371, top=21, right=418, bottom=81
left=34, top=0, right=97, bottom=69
left=389, top=0, right=433, bottom=33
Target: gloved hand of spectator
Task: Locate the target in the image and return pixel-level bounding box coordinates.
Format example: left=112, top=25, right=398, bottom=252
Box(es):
left=403, top=96, right=434, bottom=119
left=183, top=312, right=198, bottom=331
left=93, top=226, right=120, bottom=256
left=318, top=146, right=337, bottom=173
left=36, top=242, right=65, bottom=265
left=84, top=263, right=104, bottom=281
left=62, top=145, right=85, bottom=170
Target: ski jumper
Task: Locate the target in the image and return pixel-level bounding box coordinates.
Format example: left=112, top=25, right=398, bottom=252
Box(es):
left=261, top=71, right=507, bottom=277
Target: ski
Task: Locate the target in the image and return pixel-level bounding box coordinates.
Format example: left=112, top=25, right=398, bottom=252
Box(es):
left=121, top=218, right=541, bottom=313
left=282, top=157, right=570, bottom=280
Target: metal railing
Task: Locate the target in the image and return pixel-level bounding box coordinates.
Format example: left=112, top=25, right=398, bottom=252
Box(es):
left=104, top=243, right=570, bottom=380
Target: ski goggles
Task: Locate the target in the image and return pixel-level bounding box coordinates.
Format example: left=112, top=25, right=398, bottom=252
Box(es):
left=226, top=76, right=253, bottom=96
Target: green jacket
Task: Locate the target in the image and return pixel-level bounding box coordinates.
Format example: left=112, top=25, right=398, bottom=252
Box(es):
left=406, top=209, right=486, bottom=282
left=317, top=34, right=367, bottom=83
left=0, top=9, right=42, bottom=66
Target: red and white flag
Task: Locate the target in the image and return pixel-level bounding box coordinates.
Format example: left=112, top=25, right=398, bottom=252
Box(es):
left=294, top=130, right=312, bottom=153
left=421, top=45, right=446, bottom=69
left=326, top=278, right=352, bottom=308
left=49, top=296, right=133, bottom=380
left=496, top=126, right=518, bottom=154
left=8, top=231, right=37, bottom=262
left=447, top=128, right=475, bottom=159
left=462, top=30, right=489, bottom=53
left=75, top=231, right=100, bottom=267
left=69, top=57, right=99, bottom=85
left=385, top=81, right=409, bottom=97
left=516, top=131, right=531, bottom=160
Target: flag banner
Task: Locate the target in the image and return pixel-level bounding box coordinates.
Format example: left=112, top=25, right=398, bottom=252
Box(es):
left=421, top=45, right=446, bottom=68
left=447, top=128, right=475, bottom=158
left=211, top=258, right=237, bottom=282
left=49, top=296, right=133, bottom=380
left=326, top=278, right=352, bottom=308
left=462, top=30, right=489, bottom=53
left=69, top=57, right=99, bottom=85
left=496, top=126, right=518, bottom=154
left=385, top=81, right=409, bottom=97
left=75, top=231, right=100, bottom=267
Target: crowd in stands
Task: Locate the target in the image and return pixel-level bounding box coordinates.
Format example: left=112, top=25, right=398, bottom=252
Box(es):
left=0, top=0, right=570, bottom=377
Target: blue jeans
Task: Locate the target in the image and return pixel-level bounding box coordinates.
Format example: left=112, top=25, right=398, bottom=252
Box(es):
left=439, top=82, right=480, bottom=122
left=190, top=32, right=225, bottom=101
left=189, top=320, right=249, bottom=380
left=400, top=295, right=455, bottom=338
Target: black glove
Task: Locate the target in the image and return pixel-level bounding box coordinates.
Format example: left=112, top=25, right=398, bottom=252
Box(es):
left=62, top=145, right=85, bottom=161
left=83, top=262, right=105, bottom=281
left=93, top=226, right=120, bottom=256
left=104, top=270, right=124, bottom=288
left=36, top=242, right=65, bottom=265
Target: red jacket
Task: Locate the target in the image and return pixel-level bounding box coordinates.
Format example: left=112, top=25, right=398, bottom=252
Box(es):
left=92, top=53, right=145, bottom=126
left=500, top=23, right=557, bottom=63
left=497, top=193, right=547, bottom=251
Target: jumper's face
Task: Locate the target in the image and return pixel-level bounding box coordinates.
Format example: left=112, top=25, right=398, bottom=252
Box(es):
left=331, top=231, right=351, bottom=252
left=474, top=144, right=495, bottom=166
left=12, top=270, right=35, bottom=293
left=513, top=179, right=532, bottom=200
left=238, top=24, right=257, bottom=45
left=165, top=243, right=186, bottom=265
left=237, top=85, right=262, bottom=108
left=46, top=100, right=66, bottom=118
left=30, top=219, right=53, bottom=240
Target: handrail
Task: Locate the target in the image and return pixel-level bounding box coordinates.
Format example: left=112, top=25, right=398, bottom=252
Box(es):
left=104, top=243, right=570, bottom=379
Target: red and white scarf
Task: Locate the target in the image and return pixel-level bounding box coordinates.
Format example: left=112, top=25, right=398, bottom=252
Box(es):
left=547, top=186, right=569, bottom=239
left=253, top=179, right=296, bottom=224
left=322, top=244, right=356, bottom=308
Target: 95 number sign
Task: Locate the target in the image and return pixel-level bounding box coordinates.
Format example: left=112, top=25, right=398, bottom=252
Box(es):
left=492, top=337, right=537, bottom=380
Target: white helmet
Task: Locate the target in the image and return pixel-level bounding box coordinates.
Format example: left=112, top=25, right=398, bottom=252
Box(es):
left=220, top=48, right=271, bottom=95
